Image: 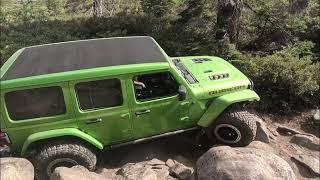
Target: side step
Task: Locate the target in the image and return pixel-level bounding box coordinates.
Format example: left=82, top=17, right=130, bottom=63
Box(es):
left=109, top=127, right=200, bottom=149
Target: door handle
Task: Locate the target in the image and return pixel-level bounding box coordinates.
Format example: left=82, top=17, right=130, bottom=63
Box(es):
left=135, top=109, right=151, bottom=115
left=85, top=118, right=102, bottom=124
left=180, top=102, right=190, bottom=106
left=121, top=113, right=130, bottom=118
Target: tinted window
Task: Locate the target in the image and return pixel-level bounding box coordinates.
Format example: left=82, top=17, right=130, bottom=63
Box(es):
left=5, top=86, right=66, bottom=120
left=75, top=79, right=123, bottom=110
left=133, top=72, right=179, bottom=101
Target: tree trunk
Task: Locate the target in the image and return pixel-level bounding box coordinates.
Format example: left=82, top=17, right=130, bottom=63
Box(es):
left=93, top=0, right=103, bottom=18
left=216, top=0, right=243, bottom=44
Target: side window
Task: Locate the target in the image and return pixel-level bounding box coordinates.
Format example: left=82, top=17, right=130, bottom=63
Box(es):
left=4, top=86, right=66, bottom=121
left=75, top=78, right=123, bottom=110
left=133, top=72, right=179, bottom=101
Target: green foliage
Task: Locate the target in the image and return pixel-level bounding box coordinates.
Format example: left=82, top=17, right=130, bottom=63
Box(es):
left=233, top=54, right=320, bottom=112
left=239, top=0, right=320, bottom=52
left=141, top=0, right=176, bottom=17
left=46, top=0, right=65, bottom=15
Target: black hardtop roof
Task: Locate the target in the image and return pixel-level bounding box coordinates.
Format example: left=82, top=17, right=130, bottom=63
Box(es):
left=2, top=36, right=168, bottom=80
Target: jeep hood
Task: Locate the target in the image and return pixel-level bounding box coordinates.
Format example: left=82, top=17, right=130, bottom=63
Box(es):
left=170, top=56, right=252, bottom=99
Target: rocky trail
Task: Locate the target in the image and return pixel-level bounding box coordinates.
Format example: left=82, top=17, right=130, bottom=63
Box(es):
left=1, top=112, right=319, bottom=180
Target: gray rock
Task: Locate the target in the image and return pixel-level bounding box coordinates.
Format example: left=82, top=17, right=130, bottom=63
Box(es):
left=247, top=141, right=275, bottom=152
left=292, top=154, right=320, bottom=177
left=169, top=162, right=193, bottom=180
left=50, top=165, right=106, bottom=180
left=196, top=146, right=296, bottom=180
left=147, top=158, right=166, bottom=166
left=117, top=163, right=156, bottom=180
left=277, top=124, right=301, bottom=135
left=148, top=159, right=170, bottom=179
left=269, top=127, right=280, bottom=137
left=151, top=165, right=170, bottom=180
left=290, top=134, right=320, bottom=151
left=167, top=176, right=178, bottom=180
left=117, top=161, right=170, bottom=180
left=173, top=155, right=190, bottom=166
left=97, top=168, right=124, bottom=180
left=166, top=159, right=175, bottom=168
left=0, top=158, right=34, bottom=180
left=255, top=121, right=271, bottom=143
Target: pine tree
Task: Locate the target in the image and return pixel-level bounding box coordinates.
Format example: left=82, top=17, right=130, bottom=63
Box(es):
left=177, top=0, right=206, bottom=24
left=141, top=0, right=175, bottom=17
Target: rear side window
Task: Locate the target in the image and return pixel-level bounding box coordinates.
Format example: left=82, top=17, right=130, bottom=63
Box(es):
left=5, top=86, right=66, bottom=121
left=75, top=78, right=123, bottom=110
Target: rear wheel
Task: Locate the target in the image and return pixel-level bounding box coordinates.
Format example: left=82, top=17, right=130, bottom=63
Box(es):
left=208, top=107, right=257, bottom=147
left=33, top=140, right=97, bottom=180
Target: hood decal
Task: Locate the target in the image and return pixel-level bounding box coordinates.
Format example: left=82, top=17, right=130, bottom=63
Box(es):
left=208, top=85, right=247, bottom=95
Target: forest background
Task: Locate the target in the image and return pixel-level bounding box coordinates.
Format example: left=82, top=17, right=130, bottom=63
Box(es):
left=1, top=0, right=319, bottom=112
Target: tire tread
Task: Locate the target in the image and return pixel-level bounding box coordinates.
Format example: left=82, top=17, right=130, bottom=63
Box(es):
left=209, top=106, right=258, bottom=146
left=33, top=140, right=96, bottom=180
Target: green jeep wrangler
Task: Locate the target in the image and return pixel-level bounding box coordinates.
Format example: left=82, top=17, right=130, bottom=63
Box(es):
left=0, top=36, right=260, bottom=179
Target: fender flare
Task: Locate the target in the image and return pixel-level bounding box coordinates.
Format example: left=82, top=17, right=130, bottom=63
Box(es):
left=197, top=89, right=260, bottom=127
left=21, top=128, right=104, bottom=156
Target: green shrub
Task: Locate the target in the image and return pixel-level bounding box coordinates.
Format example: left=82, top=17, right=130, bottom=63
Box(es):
left=46, top=0, right=65, bottom=15
left=233, top=54, right=320, bottom=112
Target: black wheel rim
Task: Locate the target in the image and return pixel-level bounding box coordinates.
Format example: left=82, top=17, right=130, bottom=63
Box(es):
left=47, top=158, right=78, bottom=176
left=214, top=124, right=241, bottom=144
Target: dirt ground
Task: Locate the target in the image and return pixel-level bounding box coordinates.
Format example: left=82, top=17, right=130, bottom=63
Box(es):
left=97, top=111, right=320, bottom=179
left=259, top=111, right=320, bottom=179
left=264, top=111, right=320, bottom=138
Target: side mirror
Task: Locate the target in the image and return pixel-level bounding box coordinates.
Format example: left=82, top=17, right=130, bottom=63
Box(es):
left=178, top=85, right=187, bottom=101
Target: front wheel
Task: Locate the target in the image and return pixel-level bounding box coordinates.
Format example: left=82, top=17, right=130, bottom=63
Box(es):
left=207, top=107, right=257, bottom=147
left=33, top=141, right=97, bottom=180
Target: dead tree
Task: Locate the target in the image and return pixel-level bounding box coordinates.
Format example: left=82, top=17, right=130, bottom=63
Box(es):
left=216, top=0, right=243, bottom=44
left=93, top=0, right=103, bottom=17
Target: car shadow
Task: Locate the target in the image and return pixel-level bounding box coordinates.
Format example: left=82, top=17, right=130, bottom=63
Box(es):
left=98, top=133, right=208, bottom=169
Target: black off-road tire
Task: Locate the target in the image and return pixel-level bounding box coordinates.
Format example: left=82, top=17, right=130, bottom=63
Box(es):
left=208, top=107, right=257, bottom=147
left=33, top=141, right=97, bottom=180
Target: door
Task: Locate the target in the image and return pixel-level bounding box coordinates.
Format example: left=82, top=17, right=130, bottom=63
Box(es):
left=70, top=77, right=132, bottom=146
left=128, top=71, right=192, bottom=138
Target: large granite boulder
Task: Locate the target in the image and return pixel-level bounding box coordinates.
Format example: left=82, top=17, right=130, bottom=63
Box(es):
left=290, top=134, right=320, bottom=151
left=0, top=158, right=34, bottom=180
left=197, top=146, right=296, bottom=180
